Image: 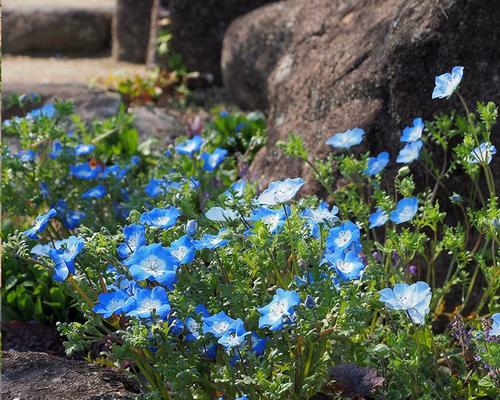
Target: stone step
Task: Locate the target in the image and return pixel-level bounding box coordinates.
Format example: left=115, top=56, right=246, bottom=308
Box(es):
left=2, top=0, right=114, bottom=55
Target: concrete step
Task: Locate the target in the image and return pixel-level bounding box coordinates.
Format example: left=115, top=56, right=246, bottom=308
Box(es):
left=3, top=0, right=114, bottom=55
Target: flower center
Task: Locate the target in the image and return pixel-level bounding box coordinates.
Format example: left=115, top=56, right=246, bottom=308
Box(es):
left=214, top=321, right=231, bottom=334
left=335, top=230, right=352, bottom=247
left=269, top=300, right=288, bottom=321
left=171, top=246, right=188, bottom=261
left=141, top=256, right=165, bottom=275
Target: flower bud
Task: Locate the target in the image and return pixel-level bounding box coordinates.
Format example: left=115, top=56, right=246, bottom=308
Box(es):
left=397, top=166, right=410, bottom=176
left=305, top=295, right=315, bottom=309
left=185, top=220, right=198, bottom=236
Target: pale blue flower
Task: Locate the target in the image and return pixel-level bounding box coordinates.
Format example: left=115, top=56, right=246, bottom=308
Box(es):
left=489, top=313, right=500, bottom=337
left=257, top=177, right=304, bottom=205
left=124, top=243, right=179, bottom=289
left=379, top=281, right=432, bottom=325
left=82, top=184, right=106, bottom=199
left=469, top=142, right=496, bottom=164
left=123, top=286, right=171, bottom=319
left=390, top=197, right=418, bottom=224
left=326, top=128, right=365, bottom=149
left=22, top=209, right=57, bottom=239
left=257, top=289, right=300, bottom=331
left=16, top=150, right=36, bottom=163
left=369, top=208, right=389, bottom=229
left=140, top=207, right=181, bottom=229
left=205, top=207, right=239, bottom=222
left=201, top=148, right=228, bottom=172
left=396, top=140, right=423, bottom=164
left=166, top=235, right=195, bottom=265
left=218, top=319, right=251, bottom=351
left=74, top=144, right=95, bottom=156
left=250, top=206, right=288, bottom=234
left=326, top=250, right=365, bottom=281
left=185, top=220, right=198, bottom=236
left=193, top=229, right=229, bottom=250
left=364, top=151, right=389, bottom=176
left=93, top=290, right=130, bottom=318
left=145, top=178, right=167, bottom=198
left=117, top=224, right=146, bottom=259
left=326, top=221, right=360, bottom=251
left=224, top=179, right=247, bottom=199
left=432, top=66, right=464, bottom=99
left=27, top=104, right=56, bottom=119
left=401, top=118, right=424, bottom=142
left=175, top=135, right=204, bottom=157
left=202, top=311, right=236, bottom=338
left=184, top=304, right=210, bottom=342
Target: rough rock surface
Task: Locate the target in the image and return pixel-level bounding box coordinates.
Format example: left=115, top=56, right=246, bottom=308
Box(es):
left=1, top=351, right=139, bottom=400
left=222, top=0, right=500, bottom=191
left=131, top=105, right=184, bottom=145
left=3, top=1, right=112, bottom=54
left=169, top=0, right=276, bottom=82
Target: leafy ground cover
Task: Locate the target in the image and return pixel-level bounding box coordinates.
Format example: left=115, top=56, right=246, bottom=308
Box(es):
left=1, top=67, right=498, bottom=399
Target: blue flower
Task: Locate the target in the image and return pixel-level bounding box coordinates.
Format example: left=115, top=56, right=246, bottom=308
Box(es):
left=379, top=281, right=432, bottom=325
left=63, top=209, right=86, bottom=229
left=124, top=243, right=179, bottom=289
left=369, top=208, right=389, bottom=229
left=82, top=184, right=106, bottom=199
left=167, top=235, right=196, bottom=265
left=250, top=206, right=288, bottom=234
left=201, top=148, right=228, bottom=172
left=74, top=144, right=95, bottom=156
left=449, top=193, right=463, bottom=204
left=39, top=182, right=50, bottom=198
left=257, top=289, right=301, bottom=331
left=93, top=290, right=130, bottom=318
left=175, top=135, right=204, bottom=157
left=432, top=66, right=464, bottom=99
left=205, top=207, right=239, bottom=222
left=102, top=164, right=127, bottom=180
left=326, top=221, right=360, bottom=251
left=224, top=179, right=247, bottom=199
left=469, top=142, right=496, bottom=164
left=218, top=319, right=251, bottom=351
left=56, top=236, right=85, bottom=261
left=117, top=224, right=147, bottom=259
left=17, top=149, right=36, bottom=163
left=145, top=179, right=167, bottom=198
left=202, top=311, right=236, bottom=338
left=22, top=209, right=57, bottom=239
left=26, top=104, right=56, bottom=119
left=49, top=141, right=64, bottom=159
left=31, top=243, right=52, bottom=257
left=326, top=128, right=365, bottom=149
left=235, top=395, right=248, bottom=400
left=401, top=118, right=424, bottom=142
left=130, top=155, right=141, bottom=166
left=390, top=197, right=418, bottom=224
left=185, top=220, right=198, bottom=236
left=49, top=247, right=78, bottom=282
left=184, top=304, right=210, bottom=342
left=140, top=207, right=181, bottom=229
left=123, top=286, right=171, bottom=319
left=364, top=151, right=389, bottom=176
left=326, top=250, right=365, bottom=281
left=70, top=163, right=102, bottom=179
left=249, top=332, right=267, bottom=356
left=489, top=313, right=500, bottom=337
left=396, top=140, right=423, bottom=164
left=257, top=177, right=304, bottom=205
left=301, top=202, right=339, bottom=239
left=194, top=229, right=229, bottom=250
left=219, top=111, right=229, bottom=117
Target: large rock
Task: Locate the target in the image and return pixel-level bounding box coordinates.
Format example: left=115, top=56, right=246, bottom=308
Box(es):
left=222, top=0, right=500, bottom=191
left=131, top=105, right=184, bottom=145
left=2, top=0, right=113, bottom=54
left=1, top=351, right=139, bottom=400
left=169, top=0, right=276, bottom=83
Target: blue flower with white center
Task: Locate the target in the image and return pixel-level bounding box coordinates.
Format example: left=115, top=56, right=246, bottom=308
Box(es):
left=144, top=178, right=167, bottom=198
left=396, top=140, right=423, bottom=164
left=489, top=313, right=500, bottom=337
left=102, top=164, right=127, bottom=180
left=326, top=128, right=365, bottom=149
left=432, top=66, right=464, bottom=99
left=74, top=144, right=95, bottom=156
left=301, top=202, right=339, bottom=239
left=49, top=141, right=64, bottom=159
left=184, top=304, right=210, bottom=342
left=364, top=151, right=389, bottom=176
left=326, top=221, right=360, bottom=251
left=140, top=207, right=181, bottom=229
left=22, top=208, right=57, bottom=239
left=175, top=135, right=204, bottom=157
left=257, top=289, right=301, bottom=331
left=167, top=235, right=196, bottom=265
left=124, top=243, right=179, bottom=289
left=48, top=248, right=76, bottom=282
left=17, top=150, right=36, bottom=163
left=123, top=286, right=171, bottom=320
left=194, top=229, right=229, bottom=250
left=202, top=311, right=236, bottom=338
left=201, top=148, right=228, bottom=172
left=250, top=206, right=288, bottom=234
left=326, top=250, right=365, bottom=281
left=63, top=209, right=86, bottom=229
left=257, top=177, right=304, bottom=205
left=369, top=208, right=389, bottom=229
left=31, top=243, right=52, bottom=257
left=218, top=319, right=251, bottom=351
left=469, top=142, right=496, bottom=164
left=205, top=207, right=239, bottom=222
left=401, top=118, right=424, bottom=142
left=70, top=163, right=102, bottom=180
left=390, top=197, right=418, bottom=224
left=93, top=290, right=130, bottom=318
left=379, top=281, right=432, bottom=325
left=56, top=236, right=84, bottom=261
left=26, top=103, right=56, bottom=119
left=117, top=224, right=146, bottom=259
left=82, top=184, right=106, bottom=199
left=224, top=179, right=247, bottom=199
